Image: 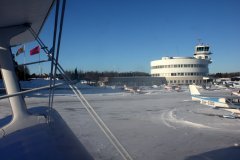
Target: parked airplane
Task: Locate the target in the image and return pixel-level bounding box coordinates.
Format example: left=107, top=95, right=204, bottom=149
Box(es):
left=123, top=85, right=141, bottom=93
left=233, top=82, right=240, bottom=89
left=164, top=85, right=181, bottom=92
left=189, top=85, right=240, bottom=109
left=232, top=90, right=240, bottom=97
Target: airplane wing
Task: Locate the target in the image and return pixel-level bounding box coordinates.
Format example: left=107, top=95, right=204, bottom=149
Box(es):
left=189, top=85, right=239, bottom=99
left=0, top=0, right=55, bottom=46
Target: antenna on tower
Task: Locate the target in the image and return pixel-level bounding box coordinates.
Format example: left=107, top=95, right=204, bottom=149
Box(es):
left=197, top=38, right=202, bottom=45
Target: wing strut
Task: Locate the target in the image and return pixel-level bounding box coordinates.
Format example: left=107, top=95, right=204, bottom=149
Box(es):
left=26, top=1, right=133, bottom=159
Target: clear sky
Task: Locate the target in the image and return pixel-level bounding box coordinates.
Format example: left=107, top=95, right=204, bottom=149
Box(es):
left=14, top=0, right=240, bottom=74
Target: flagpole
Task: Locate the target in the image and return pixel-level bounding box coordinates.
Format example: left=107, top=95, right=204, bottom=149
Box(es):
left=39, top=52, right=41, bottom=77
left=40, top=53, right=42, bottom=76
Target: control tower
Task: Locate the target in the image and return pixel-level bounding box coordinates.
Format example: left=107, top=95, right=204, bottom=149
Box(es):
left=194, top=44, right=212, bottom=63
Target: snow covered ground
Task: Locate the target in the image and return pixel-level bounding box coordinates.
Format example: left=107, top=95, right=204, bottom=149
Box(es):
left=1, top=80, right=240, bottom=159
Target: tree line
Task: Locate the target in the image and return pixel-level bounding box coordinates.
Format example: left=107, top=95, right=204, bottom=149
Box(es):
left=64, top=68, right=150, bottom=82
left=0, top=66, right=149, bottom=82
left=209, top=72, right=240, bottom=78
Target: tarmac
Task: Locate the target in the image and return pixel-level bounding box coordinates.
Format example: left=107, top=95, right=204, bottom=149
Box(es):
left=1, top=87, right=240, bottom=159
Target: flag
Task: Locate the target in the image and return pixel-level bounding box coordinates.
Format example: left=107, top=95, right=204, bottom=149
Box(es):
left=16, top=45, right=25, bottom=56
left=30, top=46, right=40, bottom=55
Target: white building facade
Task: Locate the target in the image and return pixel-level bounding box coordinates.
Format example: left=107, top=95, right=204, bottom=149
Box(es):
left=150, top=44, right=212, bottom=85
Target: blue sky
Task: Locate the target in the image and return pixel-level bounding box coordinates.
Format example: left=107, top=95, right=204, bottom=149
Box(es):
left=14, top=0, right=240, bottom=74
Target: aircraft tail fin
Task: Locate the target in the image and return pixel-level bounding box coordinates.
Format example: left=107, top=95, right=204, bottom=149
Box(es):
left=189, top=85, right=201, bottom=95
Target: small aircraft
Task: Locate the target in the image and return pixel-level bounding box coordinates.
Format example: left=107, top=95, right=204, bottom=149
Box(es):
left=123, top=85, right=141, bottom=93
left=189, top=85, right=240, bottom=109
left=232, top=90, right=240, bottom=97
left=164, top=84, right=181, bottom=92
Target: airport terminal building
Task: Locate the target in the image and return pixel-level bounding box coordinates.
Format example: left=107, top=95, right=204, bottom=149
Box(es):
left=151, top=44, right=212, bottom=85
